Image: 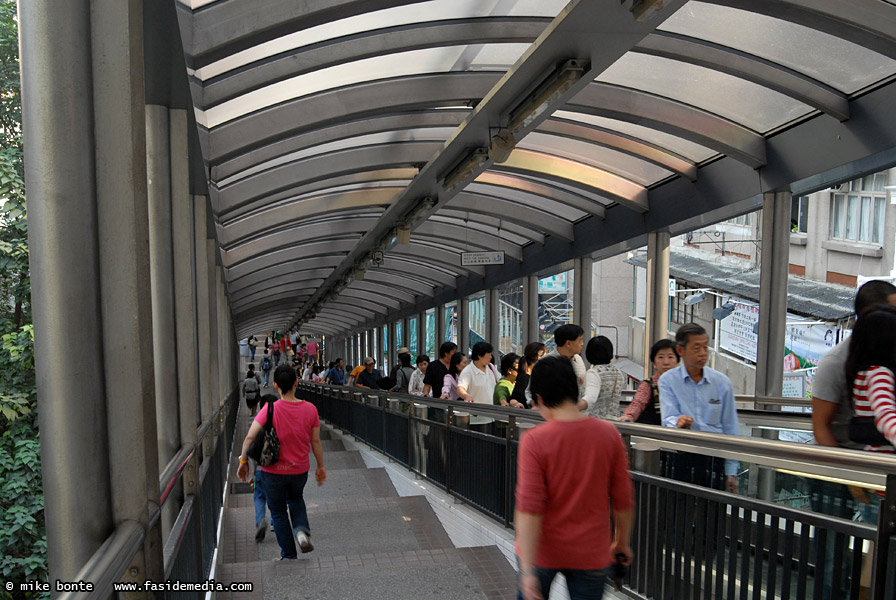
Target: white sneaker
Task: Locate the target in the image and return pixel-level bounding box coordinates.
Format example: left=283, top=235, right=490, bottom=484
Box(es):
left=296, top=531, right=314, bottom=553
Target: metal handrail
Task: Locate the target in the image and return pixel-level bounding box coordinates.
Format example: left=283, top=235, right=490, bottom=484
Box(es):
left=56, top=520, right=144, bottom=600
left=305, top=382, right=896, bottom=487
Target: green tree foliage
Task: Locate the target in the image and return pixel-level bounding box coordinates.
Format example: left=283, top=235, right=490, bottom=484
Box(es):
left=0, top=1, right=45, bottom=597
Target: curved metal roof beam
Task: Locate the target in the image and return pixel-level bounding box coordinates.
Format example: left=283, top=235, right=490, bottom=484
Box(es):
left=337, top=288, right=403, bottom=311
left=700, top=0, right=896, bottom=62
left=217, top=142, right=442, bottom=206
left=379, top=257, right=458, bottom=287
left=362, top=270, right=433, bottom=296
left=227, top=256, right=344, bottom=293
left=317, top=302, right=378, bottom=320
left=447, top=192, right=575, bottom=241
left=472, top=172, right=608, bottom=217
left=207, top=72, right=502, bottom=163
left=202, top=18, right=549, bottom=107
left=634, top=31, right=849, bottom=122
left=389, top=242, right=485, bottom=277
left=566, top=83, right=767, bottom=169
left=223, top=236, right=357, bottom=276
left=490, top=149, right=649, bottom=213
left=187, top=0, right=426, bottom=68
left=231, top=276, right=327, bottom=304
left=234, top=302, right=297, bottom=324
left=221, top=213, right=379, bottom=251
left=232, top=290, right=313, bottom=314
left=414, top=221, right=524, bottom=261
left=213, top=113, right=467, bottom=182
left=538, top=117, right=697, bottom=181
left=348, top=280, right=417, bottom=305
left=437, top=209, right=544, bottom=245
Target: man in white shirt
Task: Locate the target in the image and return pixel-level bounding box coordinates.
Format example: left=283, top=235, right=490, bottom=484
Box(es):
left=526, top=324, right=586, bottom=406
left=457, top=342, right=500, bottom=404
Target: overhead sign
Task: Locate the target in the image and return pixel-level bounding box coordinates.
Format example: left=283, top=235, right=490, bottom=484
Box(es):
left=461, top=251, right=504, bottom=266
left=538, top=272, right=568, bottom=294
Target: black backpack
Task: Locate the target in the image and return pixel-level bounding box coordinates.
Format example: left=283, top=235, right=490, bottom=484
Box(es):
left=636, top=379, right=662, bottom=425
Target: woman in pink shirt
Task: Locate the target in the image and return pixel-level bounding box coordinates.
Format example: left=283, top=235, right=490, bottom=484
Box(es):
left=237, top=365, right=327, bottom=559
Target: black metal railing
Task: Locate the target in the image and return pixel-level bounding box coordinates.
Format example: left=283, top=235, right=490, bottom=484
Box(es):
left=299, top=381, right=896, bottom=600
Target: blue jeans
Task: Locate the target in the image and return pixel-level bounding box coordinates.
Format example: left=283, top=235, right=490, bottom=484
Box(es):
left=517, top=557, right=608, bottom=600
left=250, top=346, right=256, bottom=360
left=263, top=471, right=310, bottom=559
left=262, top=369, right=270, bottom=385
left=253, top=468, right=267, bottom=527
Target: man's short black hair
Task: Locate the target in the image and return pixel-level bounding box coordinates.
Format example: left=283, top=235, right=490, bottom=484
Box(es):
left=471, top=341, right=493, bottom=361
left=675, top=323, right=707, bottom=347
left=415, top=354, right=430, bottom=365
left=438, top=341, right=458, bottom=359
left=500, top=353, right=520, bottom=377
left=530, top=356, right=578, bottom=408
left=335, top=357, right=343, bottom=365
left=585, top=336, right=614, bottom=365
left=398, top=353, right=412, bottom=367
left=273, top=364, right=298, bottom=394
left=554, top=324, right=584, bottom=348
left=855, top=279, right=896, bottom=317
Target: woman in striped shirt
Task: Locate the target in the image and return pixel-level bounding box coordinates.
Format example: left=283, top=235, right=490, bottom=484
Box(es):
left=845, top=305, right=896, bottom=452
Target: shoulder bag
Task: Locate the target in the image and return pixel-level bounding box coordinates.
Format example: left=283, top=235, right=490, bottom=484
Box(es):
left=247, top=400, right=281, bottom=466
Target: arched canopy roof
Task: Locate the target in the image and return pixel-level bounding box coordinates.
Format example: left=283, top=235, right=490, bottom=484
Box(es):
left=173, top=0, right=896, bottom=339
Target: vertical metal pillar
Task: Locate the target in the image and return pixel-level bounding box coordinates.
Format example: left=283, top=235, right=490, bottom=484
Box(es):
left=418, top=312, right=426, bottom=358
left=574, top=256, right=594, bottom=340
left=194, top=196, right=214, bottom=431
left=524, top=275, right=539, bottom=346
left=146, top=104, right=179, bottom=450
left=487, top=289, right=500, bottom=358
left=22, top=0, right=113, bottom=583
left=436, top=304, right=446, bottom=348
left=170, top=110, right=201, bottom=445
left=644, top=231, right=671, bottom=377
left=388, top=320, right=397, bottom=370
left=458, top=297, right=470, bottom=355
left=206, top=237, right=220, bottom=407
left=146, top=104, right=180, bottom=539
left=756, top=192, right=790, bottom=397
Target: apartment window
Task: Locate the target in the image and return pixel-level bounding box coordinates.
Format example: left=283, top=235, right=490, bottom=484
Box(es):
left=727, top=213, right=751, bottom=227
left=831, top=193, right=885, bottom=244
left=791, top=196, right=809, bottom=233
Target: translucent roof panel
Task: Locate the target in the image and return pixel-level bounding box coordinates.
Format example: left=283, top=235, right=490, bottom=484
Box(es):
left=201, top=44, right=530, bottom=128
left=193, top=0, right=565, bottom=80
left=219, top=128, right=457, bottom=186
left=659, top=2, right=896, bottom=95
left=519, top=132, right=673, bottom=187
left=596, top=53, right=813, bottom=134
left=551, top=111, right=716, bottom=163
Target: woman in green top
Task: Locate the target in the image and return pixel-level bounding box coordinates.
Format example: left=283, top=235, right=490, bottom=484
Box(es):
left=494, top=353, right=524, bottom=407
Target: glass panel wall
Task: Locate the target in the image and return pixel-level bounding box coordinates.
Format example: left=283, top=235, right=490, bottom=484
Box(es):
left=538, top=269, right=574, bottom=352
left=425, top=308, right=436, bottom=358
left=395, top=321, right=403, bottom=352
left=444, top=301, right=458, bottom=344
left=497, top=279, right=524, bottom=357
left=467, top=293, right=486, bottom=355
left=409, top=316, right=418, bottom=355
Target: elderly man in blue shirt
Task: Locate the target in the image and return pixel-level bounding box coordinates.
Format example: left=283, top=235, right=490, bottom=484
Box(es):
left=659, top=323, right=740, bottom=493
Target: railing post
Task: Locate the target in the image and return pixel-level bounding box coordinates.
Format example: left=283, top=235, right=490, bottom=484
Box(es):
left=504, top=415, right=516, bottom=528
left=872, top=473, right=896, bottom=600
left=446, top=404, right=454, bottom=496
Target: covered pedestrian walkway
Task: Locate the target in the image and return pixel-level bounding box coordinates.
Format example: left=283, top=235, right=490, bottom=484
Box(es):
left=17, top=1, right=896, bottom=598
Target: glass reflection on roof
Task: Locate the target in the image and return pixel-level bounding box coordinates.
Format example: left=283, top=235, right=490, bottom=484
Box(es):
left=218, top=128, right=456, bottom=187
left=520, top=133, right=672, bottom=187
left=202, top=44, right=530, bottom=128
left=659, top=2, right=896, bottom=95
left=597, top=53, right=812, bottom=134
left=194, top=0, right=566, bottom=81
left=551, top=111, right=715, bottom=163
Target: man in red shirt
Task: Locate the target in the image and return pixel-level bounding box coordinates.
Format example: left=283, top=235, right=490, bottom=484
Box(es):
left=515, top=356, right=634, bottom=600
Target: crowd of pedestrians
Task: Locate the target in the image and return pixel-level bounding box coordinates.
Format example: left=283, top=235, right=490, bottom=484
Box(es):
left=235, top=279, right=896, bottom=597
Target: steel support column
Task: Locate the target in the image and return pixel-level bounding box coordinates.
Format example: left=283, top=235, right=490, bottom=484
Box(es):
left=574, top=257, right=593, bottom=340
left=417, top=312, right=426, bottom=358
left=436, top=304, right=446, bottom=350
left=645, top=231, right=671, bottom=377
left=756, top=193, right=791, bottom=397
left=207, top=237, right=220, bottom=408
left=458, top=297, right=469, bottom=355
left=487, top=289, right=500, bottom=359
left=146, top=104, right=181, bottom=539
left=524, top=276, right=539, bottom=347
left=388, top=320, right=397, bottom=372
left=194, top=196, right=214, bottom=434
